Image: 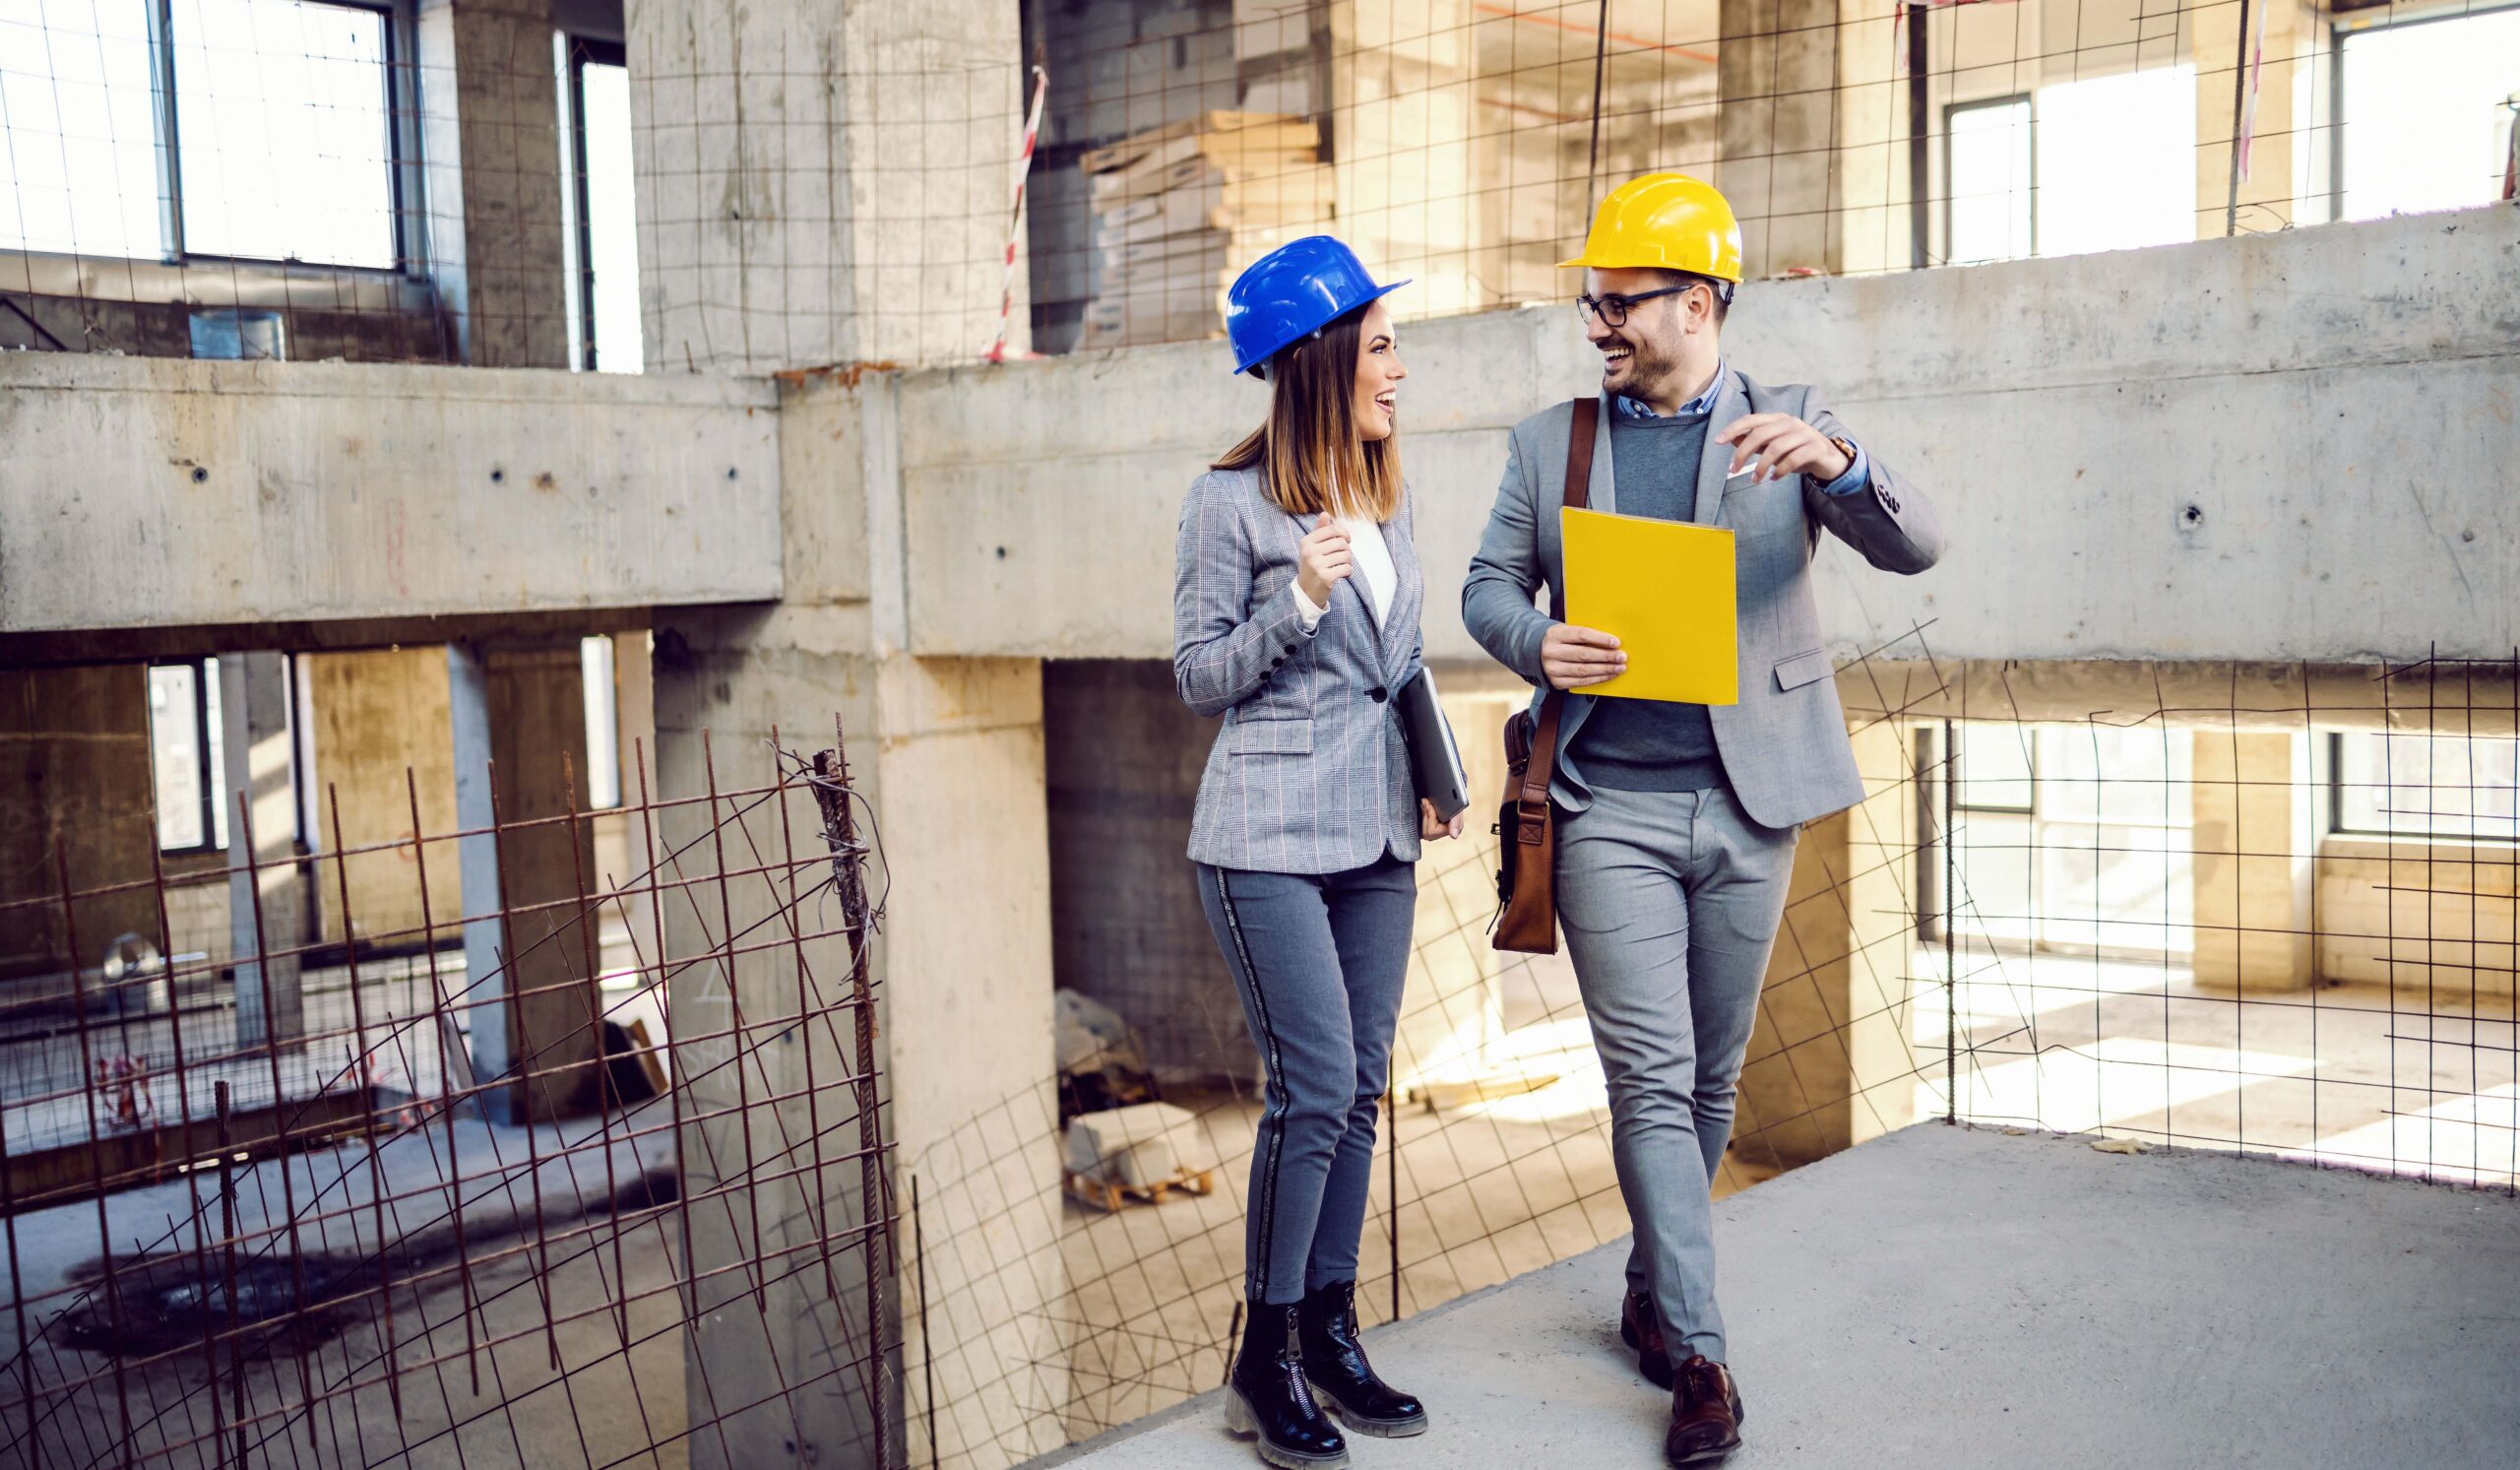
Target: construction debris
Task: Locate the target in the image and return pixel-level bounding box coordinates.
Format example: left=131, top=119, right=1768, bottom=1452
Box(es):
left=1063, top=1099, right=1221, bottom=1210
left=1055, top=987, right=1159, bottom=1119
left=1079, top=111, right=1332, bottom=349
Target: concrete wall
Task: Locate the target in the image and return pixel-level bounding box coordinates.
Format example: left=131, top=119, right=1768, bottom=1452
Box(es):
left=303, top=648, right=463, bottom=952
left=2315, top=837, right=2516, bottom=1008
left=1041, top=660, right=1247, bottom=1081
left=895, top=204, right=2519, bottom=667
left=0, top=356, right=780, bottom=634
left=0, top=667, right=158, bottom=985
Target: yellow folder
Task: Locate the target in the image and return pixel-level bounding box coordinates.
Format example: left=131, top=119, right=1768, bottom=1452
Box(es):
left=1560, top=506, right=1738, bottom=705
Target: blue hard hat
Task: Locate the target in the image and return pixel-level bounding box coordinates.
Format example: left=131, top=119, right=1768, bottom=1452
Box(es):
left=1225, top=235, right=1409, bottom=376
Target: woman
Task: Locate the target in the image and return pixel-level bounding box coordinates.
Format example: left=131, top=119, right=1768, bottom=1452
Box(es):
left=1173, top=235, right=1463, bottom=1470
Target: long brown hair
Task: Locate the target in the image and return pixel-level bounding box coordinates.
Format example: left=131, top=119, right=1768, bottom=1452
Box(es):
left=1212, top=304, right=1403, bottom=522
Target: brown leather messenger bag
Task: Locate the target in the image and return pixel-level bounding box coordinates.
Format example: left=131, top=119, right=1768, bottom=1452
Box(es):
left=1491, top=397, right=1597, bottom=955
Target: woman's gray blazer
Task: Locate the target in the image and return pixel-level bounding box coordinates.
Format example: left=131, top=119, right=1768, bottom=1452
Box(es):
left=1173, top=466, right=1424, bottom=874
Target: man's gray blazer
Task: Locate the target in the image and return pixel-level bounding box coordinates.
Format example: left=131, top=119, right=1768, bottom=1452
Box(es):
left=1175, top=466, right=1425, bottom=873
left=1462, top=370, right=1944, bottom=831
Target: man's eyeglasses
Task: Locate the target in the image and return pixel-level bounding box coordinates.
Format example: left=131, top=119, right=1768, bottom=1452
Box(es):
left=1575, top=286, right=1685, bottom=327
left=1575, top=278, right=1733, bottom=327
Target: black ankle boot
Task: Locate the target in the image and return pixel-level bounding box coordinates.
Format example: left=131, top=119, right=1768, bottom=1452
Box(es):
left=1227, top=1300, right=1349, bottom=1468
left=1297, top=1281, right=1428, bottom=1438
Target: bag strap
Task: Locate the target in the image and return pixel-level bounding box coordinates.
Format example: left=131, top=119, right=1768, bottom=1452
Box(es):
left=1515, top=398, right=1597, bottom=845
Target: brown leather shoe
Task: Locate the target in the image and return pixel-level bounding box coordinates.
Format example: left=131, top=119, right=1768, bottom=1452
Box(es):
left=1664, top=1356, right=1744, bottom=1466
left=1619, top=1289, right=1673, bottom=1389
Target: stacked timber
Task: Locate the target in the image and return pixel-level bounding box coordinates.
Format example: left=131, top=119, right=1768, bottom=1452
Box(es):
left=1079, top=111, right=1331, bottom=350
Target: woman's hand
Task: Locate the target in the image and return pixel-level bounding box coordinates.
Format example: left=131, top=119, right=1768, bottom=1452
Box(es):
left=1296, top=513, right=1353, bottom=607
left=1420, top=799, right=1466, bottom=842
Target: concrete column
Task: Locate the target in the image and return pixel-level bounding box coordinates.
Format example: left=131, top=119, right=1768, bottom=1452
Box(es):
left=416, top=0, right=571, bottom=367
left=2191, top=730, right=2316, bottom=993
left=1717, top=0, right=1845, bottom=278
left=649, top=370, right=1064, bottom=1469
left=448, top=640, right=603, bottom=1123
left=623, top=0, right=1028, bottom=372
left=1329, top=1, right=1480, bottom=315
left=221, top=653, right=306, bottom=1047
left=1735, top=718, right=1922, bottom=1171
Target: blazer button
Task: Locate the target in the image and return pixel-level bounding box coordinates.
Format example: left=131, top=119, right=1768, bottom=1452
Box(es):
left=1284, top=643, right=1297, bottom=654
left=1368, top=687, right=1387, bottom=703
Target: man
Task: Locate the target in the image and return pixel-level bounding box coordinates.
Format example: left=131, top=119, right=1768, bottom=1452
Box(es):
left=1462, top=172, right=1943, bottom=1465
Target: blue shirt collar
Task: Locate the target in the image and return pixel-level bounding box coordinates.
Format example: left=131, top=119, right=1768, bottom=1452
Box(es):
left=1614, top=362, right=1725, bottom=420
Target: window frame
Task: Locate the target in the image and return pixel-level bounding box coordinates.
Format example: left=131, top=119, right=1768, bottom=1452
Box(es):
left=1950, top=722, right=2037, bottom=815
left=2332, top=0, right=2520, bottom=224
left=147, top=656, right=223, bottom=856
left=1944, top=92, right=2036, bottom=265
left=9, top=0, right=418, bottom=275
left=2327, top=730, right=2520, bottom=845
left=562, top=36, right=628, bottom=371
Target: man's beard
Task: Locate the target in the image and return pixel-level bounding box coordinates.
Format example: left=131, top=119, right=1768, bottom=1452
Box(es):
left=1599, top=330, right=1683, bottom=400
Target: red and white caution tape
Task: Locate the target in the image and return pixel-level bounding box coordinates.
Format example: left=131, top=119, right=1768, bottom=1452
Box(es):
left=2235, top=0, right=2268, bottom=183
left=985, top=63, right=1050, bottom=364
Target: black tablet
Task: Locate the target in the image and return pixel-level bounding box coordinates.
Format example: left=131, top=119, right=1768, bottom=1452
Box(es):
left=1395, top=669, right=1471, bottom=822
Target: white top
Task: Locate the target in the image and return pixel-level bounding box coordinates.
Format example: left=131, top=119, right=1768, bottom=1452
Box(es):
left=1290, top=509, right=1396, bottom=629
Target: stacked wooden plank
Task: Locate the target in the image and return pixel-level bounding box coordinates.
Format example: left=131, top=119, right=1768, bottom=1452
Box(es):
left=1080, top=111, right=1332, bottom=350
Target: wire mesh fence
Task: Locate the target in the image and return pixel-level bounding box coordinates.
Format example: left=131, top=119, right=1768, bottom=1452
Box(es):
left=900, top=638, right=2517, bottom=1468
left=0, top=715, right=892, bottom=1470
left=0, top=645, right=2511, bottom=1470
left=5, top=1, right=2515, bottom=367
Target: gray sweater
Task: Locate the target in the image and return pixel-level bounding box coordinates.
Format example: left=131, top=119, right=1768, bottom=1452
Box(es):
left=1564, top=410, right=1727, bottom=794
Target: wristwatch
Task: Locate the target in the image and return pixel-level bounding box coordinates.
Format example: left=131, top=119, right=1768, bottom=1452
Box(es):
left=1827, top=435, right=1860, bottom=482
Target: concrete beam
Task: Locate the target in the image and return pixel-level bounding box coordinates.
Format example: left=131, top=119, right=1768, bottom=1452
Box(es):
left=14, top=211, right=2507, bottom=670
left=0, top=356, right=779, bottom=634
left=895, top=206, right=2519, bottom=667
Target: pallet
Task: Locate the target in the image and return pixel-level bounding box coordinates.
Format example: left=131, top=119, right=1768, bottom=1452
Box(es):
left=1066, top=1168, right=1218, bottom=1213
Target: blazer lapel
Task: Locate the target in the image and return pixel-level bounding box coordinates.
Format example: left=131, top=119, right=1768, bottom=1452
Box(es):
left=1588, top=390, right=1618, bottom=515
left=1378, top=501, right=1422, bottom=683
left=1694, top=368, right=1743, bottom=527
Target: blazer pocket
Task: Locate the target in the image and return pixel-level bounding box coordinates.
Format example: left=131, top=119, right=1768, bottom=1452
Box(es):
left=1227, top=717, right=1314, bottom=755
left=1772, top=649, right=1834, bottom=692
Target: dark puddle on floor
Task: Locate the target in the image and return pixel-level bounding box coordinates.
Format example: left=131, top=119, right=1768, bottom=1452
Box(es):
left=56, top=1167, right=678, bottom=1360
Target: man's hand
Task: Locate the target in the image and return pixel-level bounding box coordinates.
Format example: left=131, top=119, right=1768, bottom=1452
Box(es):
left=1715, top=413, right=1852, bottom=484
left=1542, top=623, right=1626, bottom=690
left=1295, top=513, right=1353, bottom=607
left=1419, top=799, right=1466, bottom=842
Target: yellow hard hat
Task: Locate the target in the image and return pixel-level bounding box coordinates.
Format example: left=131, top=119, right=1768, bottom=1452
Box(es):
left=1559, top=172, right=1743, bottom=283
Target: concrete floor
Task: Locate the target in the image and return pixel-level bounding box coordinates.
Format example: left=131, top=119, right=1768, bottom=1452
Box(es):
left=1032, top=950, right=2514, bottom=1444
left=1035, top=1122, right=2520, bottom=1470
left=1, top=1093, right=690, bottom=1469
left=13, top=939, right=2512, bottom=1466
